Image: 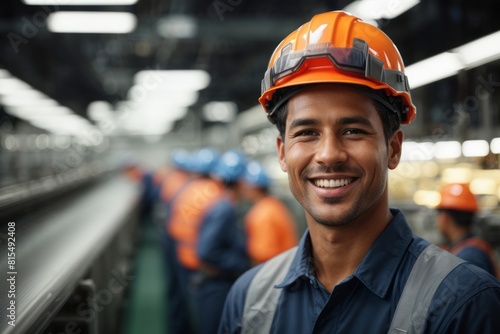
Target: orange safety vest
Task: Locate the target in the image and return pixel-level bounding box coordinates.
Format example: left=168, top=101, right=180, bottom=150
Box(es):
left=245, top=196, right=299, bottom=264
left=451, top=236, right=500, bottom=279
left=168, top=177, right=224, bottom=269
left=153, top=166, right=170, bottom=187
left=124, top=166, right=143, bottom=182
left=160, top=169, right=191, bottom=204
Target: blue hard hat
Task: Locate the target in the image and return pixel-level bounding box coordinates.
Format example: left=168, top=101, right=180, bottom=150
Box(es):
left=170, top=148, right=190, bottom=170
left=212, top=149, right=247, bottom=183
left=244, top=160, right=270, bottom=188
left=193, top=147, right=220, bottom=175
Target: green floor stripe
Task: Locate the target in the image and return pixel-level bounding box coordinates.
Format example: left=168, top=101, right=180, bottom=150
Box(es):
left=123, top=221, right=167, bottom=334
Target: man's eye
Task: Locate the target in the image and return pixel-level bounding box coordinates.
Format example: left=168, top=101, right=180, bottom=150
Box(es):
left=295, top=129, right=317, bottom=136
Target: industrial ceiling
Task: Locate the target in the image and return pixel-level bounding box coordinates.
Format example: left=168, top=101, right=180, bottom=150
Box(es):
left=1, top=0, right=500, bottom=134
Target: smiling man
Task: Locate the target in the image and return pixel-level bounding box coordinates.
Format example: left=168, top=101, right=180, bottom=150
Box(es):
left=218, top=10, right=500, bottom=334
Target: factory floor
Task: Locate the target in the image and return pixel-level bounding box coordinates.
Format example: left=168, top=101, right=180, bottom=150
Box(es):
left=122, top=218, right=168, bottom=334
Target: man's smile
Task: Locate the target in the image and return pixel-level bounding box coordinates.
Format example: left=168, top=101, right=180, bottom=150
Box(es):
left=313, top=178, right=354, bottom=188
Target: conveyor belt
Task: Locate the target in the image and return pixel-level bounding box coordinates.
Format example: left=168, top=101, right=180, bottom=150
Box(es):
left=0, top=174, right=140, bottom=334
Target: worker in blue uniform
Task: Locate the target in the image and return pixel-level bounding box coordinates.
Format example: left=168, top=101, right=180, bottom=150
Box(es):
left=194, top=149, right=250, bottom=334
left=219, top=10, right=500, bottom=334
left=159, top=149, right=196, bottom=334
left=242, top=160, right=299, bottom=265
left=436, top=183, right=499, bottom=278
left=168, top=147, right=224, bottom=333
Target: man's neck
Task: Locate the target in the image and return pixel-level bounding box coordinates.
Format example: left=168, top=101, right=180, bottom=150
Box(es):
left=309, top=210, right=393, bottom=292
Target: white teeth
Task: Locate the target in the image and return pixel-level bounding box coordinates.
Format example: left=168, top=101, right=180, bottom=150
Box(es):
left=315, top=178, right=352, bottom=188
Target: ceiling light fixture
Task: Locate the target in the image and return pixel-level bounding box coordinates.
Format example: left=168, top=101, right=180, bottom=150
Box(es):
left=202, top=101, right=237, bottom=122
left=462, top=140, right=490, bottom=157
left=433, top=141, right=462, bottom=160
left=405, top=52, right=463, bottom=89
left=47, top=12, right=137, bottom=34
left=453, top=30, right=500, bottom=69
left=343, top=0, right=420, bottom=21
left=157, top=15, right=197, bottom=39
left=133, top=69, right=211, bottom=91
left=406, top=30, right=500, bottom=89
left=400, top=141, right=434, bottom=161
left=23, top=0, right=138, bottom=4
left=491, top=138, right=500, bottom=154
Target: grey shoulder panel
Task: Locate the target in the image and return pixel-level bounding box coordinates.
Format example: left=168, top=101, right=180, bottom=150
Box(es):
left=241, top=246, right=298, bottom=334
left=388, top=244, right=465, bottom=334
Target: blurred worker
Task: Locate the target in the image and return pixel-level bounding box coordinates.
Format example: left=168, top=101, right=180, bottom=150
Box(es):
left=159, top=148, right=196, bottom=334
left=194, top=149, right=250, bottom=334
left=121, top=157, right=156, bottom=222
left=219, top=10, right=500, bottom=334
left=436, top=183, right=499, bottom=278
left=122, top=160, right=143, bottom=182
left=242, top=160, right=298, bottom=265
left=168, top=147, right=223, bottom=333
left=151, top=159, right=171, bottom=206
left=159, top=148, right=193, bottom=221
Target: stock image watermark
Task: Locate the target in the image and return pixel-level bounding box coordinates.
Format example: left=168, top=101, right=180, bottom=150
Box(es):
left=6, top=221, right=17, bottom=327
left=45, top=267, right=134, bottom=334
left=7, top=5, right=59, bottom=54
left=211, top=0, right=245, bottom=21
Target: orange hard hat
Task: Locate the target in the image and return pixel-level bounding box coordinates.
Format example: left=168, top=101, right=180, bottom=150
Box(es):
left=259, top=10, right=416, bottom=124
left=437, top=183, right=478, bottom=212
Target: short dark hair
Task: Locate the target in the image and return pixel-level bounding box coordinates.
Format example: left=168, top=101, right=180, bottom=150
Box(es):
left=438, top=209, right=475, bottom=229
left=273, top=85, right=402, bottom=143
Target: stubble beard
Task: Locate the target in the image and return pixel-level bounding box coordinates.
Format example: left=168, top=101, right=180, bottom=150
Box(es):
left=307, top=195, right=365, bottom=227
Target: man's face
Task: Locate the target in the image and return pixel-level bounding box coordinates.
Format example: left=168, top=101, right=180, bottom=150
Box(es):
left=276, top=84, right=402, bottom=227
left=436, top=210, right=450, bottom=242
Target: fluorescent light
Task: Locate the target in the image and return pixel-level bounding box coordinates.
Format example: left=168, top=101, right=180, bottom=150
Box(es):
left=122, top=120, right=174, bottom=135
left=406, top=52, right=463, bottom=89
left=433, top=141, right=461, bottom=160
left=441, top=167, right=473, bottom=184
left=5, top=106, right=72, bottom=118
left=128, top=86, right=199, bottom=107
left=413, top=190, right=440, bottom=207
left=1, top=87, right=47, bottom=99
left=491, top=138, right=500, bottom=154
left=29, top=116, right=94, bottom=135
left=87, top=101, right=114, bottom=121
left=133, top=70, right=210, bottom=91
left=23, top=0, right=138, bottom=4
left=0, top=77, right=32, bottom=94
left=344, top=0, right=420, bottom=20
left=47, top=12, right=137, bottom=34
left=203, top=101, right=237, bottom=122
left=421, top=161, right=439, bottom=178
left=470, top=178, right=497, bottom=195
left=454, top=30, right=500, bottom=68
left=462, top=140, right=490, bottom=157
left=401, top=141, right=434, bottom=161
left=0, top=69, right=11, bottom=78
left=406, top=29, right=500, bottom=89
left=157, top=15, right=197, bottom=39
left=1, top=94, right=58, bottom=108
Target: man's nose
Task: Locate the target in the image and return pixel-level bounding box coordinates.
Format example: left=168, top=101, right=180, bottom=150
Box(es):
left=314, top=135, right=348, bottom=166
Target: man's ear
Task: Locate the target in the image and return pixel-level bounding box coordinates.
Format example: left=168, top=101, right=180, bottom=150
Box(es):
left=388, top=129, right=403, bottom=170
left=276, top=135, right=287, bottom=172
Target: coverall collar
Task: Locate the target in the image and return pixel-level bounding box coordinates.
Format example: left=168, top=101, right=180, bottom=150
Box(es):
left=276, top=209, right=413, bottom=298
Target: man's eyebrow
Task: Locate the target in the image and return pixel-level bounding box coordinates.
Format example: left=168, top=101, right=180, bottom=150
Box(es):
left=337, top=116, right=374, bottom=128
left=288, top=118, right=319, bottom=130
left=289, top=116, right=374, bottom=130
